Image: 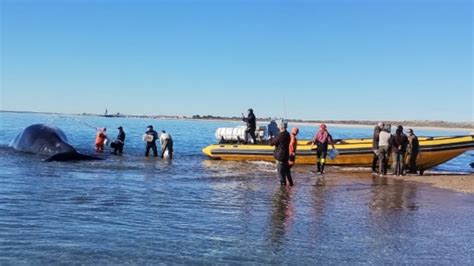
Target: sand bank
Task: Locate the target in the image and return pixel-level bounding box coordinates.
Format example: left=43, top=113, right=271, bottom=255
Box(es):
left=389, top=173, right=474, bottom=194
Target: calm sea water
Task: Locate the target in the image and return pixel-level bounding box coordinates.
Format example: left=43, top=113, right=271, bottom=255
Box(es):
left=1, top=112, right=473, bottom=264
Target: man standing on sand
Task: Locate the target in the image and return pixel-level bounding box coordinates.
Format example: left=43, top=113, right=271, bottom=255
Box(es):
left=372, top=122, right=384, bottom=172
left=390, top=125, right=408, bottom=176
left=406, top=128, right=420, bottom=174
left=378, top=126, right=391, bottom=176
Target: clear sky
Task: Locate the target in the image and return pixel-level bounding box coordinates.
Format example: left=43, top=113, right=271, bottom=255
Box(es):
left=1, top=0, right=472, bottom=122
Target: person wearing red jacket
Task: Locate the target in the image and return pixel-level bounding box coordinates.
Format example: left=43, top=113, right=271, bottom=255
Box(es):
left=288, top=127, right=299, bottom=169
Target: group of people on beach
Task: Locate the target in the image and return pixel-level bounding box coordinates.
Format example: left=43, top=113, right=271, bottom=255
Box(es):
left=243, top=108, right=421, bottom=186
left=372, top=123, right=419, bottom=176
left=94, top=125, right=174, bottom=159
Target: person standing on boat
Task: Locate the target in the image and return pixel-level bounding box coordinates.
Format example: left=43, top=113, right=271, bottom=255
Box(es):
left=144, top=125, right=158, bottom=157
left=242, top=108, right=257, bottom=144
left=378, top=126, right=391, bottom=175
left=267, top=119, right=279, bottom=141
left=111, top=126, right=126, bottom=155
left=95, top=127, right=108, bottom=152
left=406, top=128, right=420, bottom=174
left=372, top=122, right=384, bottom=172
left=270, top=120, right=293, bottom=186
left=288, top=127, right=299, bottom=168
left=160, top=130, right=174, bottom=159
left=311, top=124, right=335, bottom=174
left=390, top=125, right=408, bottom=175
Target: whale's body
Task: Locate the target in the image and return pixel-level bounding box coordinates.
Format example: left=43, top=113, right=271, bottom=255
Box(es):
left=9, top=124, right=100, bottom=161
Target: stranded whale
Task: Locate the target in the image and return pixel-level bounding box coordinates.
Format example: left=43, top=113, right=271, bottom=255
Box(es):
left=9, top=124, right=101, bottom=161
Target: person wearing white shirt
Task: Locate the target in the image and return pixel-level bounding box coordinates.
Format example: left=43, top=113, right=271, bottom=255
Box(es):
left=160, top=130, right=173, bottom=159
left=378, top=128, right=391, bottom=175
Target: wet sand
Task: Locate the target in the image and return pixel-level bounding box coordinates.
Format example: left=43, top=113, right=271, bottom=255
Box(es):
left=389, top=173, right=474, bottom=194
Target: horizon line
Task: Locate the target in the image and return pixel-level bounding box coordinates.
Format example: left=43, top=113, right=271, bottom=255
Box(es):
left=1, top=109, right=473, bottom=126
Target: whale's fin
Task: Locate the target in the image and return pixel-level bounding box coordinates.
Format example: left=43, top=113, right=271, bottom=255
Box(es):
left=45, top=152, right=102, bottom=162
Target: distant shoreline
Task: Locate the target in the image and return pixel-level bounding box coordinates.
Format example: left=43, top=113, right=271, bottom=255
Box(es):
left=1, top=110, right=473, bottom=131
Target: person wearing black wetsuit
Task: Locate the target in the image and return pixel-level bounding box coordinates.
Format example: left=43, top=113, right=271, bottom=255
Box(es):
left=242, top=108, right=257, bottom=144
left=406, top=128, right=420, bottom=174
left=270, top=120, right=293, bottom=186
left=145, top=125, right=158, bottom=157
left=112, top=126, right=126, bottom=155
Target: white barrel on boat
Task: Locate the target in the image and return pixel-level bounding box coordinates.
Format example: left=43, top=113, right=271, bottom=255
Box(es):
left=215, top=126, right=247, bottom=142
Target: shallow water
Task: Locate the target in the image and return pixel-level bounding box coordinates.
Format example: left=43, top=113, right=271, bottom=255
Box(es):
left=1, top=112, right=473, bottom=264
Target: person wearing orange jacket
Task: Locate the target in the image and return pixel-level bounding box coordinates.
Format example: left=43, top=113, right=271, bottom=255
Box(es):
left=95, top=128, right=108, bottom=152
left=288, top=127, right=299, bottom=169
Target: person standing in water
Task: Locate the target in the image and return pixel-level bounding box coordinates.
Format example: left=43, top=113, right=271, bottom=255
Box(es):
left=406, top=128, right=420, bottom=174
left=288, top=127, right=299, bottom=169
left=270, top=120, right=293, bottom=186
left=242, top=108, right=256, bottom=144
left=95, top=128, right=108, bottom=152
left=160, top=130, right=174, bottom=159
left=372, top=122, right=384, bottom=172
left=311, top=124, right=335, bottom=174
left=144, top=125, right=158, bottom=157
left=111, top=126, right=125, bottom=155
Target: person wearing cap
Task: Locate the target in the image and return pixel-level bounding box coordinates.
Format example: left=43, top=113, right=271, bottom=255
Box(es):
left=390, top=125, right=408, bottom=175
left=406, top=128, right=420, bottom=174
left=95, top=127, right=108, bottom=152
left=310, top=124, right=335, bottom=174
left=270, top=120, right=293, bottom=186
left=288, top=127, right=299, bottom=169
left=144, top=125, right=158, bottom=157
left=111, top=126, right=126, bottom=155
left=372, top=122, right=384, bottom=172
left=159, top=130, right=173, bottom=159
left=242, top=108, right=257, bottom=144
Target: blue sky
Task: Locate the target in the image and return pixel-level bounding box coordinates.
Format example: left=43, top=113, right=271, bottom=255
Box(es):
left=1, top=0, right=472, bottom=121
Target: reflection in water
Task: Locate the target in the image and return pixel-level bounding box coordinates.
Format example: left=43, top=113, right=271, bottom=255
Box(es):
left=370, top=175, right=419, bottom=212
left=268, top=187, right=295, bottom=252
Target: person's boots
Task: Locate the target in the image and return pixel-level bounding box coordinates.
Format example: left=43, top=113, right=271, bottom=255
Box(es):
left=320, top=163, right=325, bottom=174
left=317, top=162, right=321, bottom=173
left=372, top=157, right=377, bottom=172
left=287, top=176, right=294, bottom=186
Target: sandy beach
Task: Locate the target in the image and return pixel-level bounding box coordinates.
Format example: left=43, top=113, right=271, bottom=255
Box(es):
left=389, top=173, right=474, bottom=194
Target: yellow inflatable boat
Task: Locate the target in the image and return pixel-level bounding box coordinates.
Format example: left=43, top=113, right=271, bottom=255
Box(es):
left=202, top=135, right=474, bottom=171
